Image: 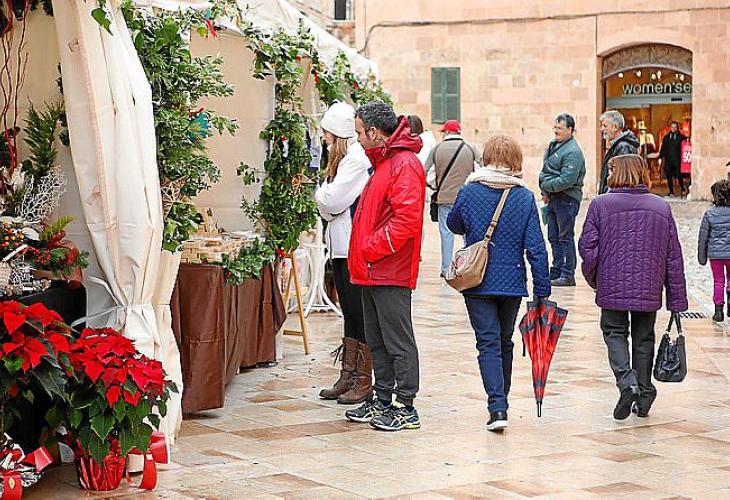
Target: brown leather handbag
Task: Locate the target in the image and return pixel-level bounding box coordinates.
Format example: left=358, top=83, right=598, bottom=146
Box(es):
left=445, top=188, right=511, bottom=292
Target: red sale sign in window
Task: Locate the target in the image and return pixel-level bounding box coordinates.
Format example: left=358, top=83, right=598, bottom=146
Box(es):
left=681, top=141, right=692, bottom=174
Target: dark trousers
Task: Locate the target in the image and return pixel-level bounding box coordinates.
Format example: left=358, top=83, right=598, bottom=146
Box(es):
left=331, top=258, right=365, bottom=343
left=600, top=309, right=658, bottom=410
left=464, top=295, right=522, bottom=413
left=664, top=164, right=685, bottom=195
left=546, top=195, right=579, bottom=279
left=362, top=286, right=419, bottom=406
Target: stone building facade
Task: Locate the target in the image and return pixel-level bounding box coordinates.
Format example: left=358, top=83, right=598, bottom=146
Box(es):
left=354, top=0, right=730, bottom=199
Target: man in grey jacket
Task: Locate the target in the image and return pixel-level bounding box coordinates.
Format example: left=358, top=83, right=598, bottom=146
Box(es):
left=425, top=120, right=481, bottom=277
left=539, top=113, right=586, bottom=287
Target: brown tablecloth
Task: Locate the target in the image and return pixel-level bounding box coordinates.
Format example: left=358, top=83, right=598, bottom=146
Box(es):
left=171, top=263, right=286, bottom=413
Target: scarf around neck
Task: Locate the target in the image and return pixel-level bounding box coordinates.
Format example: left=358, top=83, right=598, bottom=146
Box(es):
left=466, top=165, right=526, bottom=190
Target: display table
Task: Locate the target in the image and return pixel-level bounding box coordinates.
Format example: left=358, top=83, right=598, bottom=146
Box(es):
left=171, top=263, right=286, bottom=413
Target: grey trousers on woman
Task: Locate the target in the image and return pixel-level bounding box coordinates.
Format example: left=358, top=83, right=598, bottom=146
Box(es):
left=600, top=309, right=658, bottom=410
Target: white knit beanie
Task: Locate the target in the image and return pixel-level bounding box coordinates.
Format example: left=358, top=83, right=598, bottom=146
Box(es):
left=321, top=102, right=356, bottom=139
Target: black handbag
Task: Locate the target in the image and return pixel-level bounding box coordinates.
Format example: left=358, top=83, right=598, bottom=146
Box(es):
left=653, top=313, right=687, bottom=383
left=429, top=141, right=466, bottom=222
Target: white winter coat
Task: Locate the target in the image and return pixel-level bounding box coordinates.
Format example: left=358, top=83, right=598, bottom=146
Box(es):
left=314, top=141, right=371, bottom=258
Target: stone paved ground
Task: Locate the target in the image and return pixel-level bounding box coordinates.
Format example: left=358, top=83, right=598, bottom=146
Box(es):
left=30, top=201, right=730, bottom=499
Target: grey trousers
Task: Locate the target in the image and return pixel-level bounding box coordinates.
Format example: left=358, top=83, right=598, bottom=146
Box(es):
left=362, top=286, right=420, bottom=406
left=600, top=309, right=658, bottom=410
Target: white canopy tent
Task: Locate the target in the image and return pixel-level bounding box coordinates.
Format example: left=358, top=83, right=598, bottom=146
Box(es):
left=10, top=0, right=377, bottom=452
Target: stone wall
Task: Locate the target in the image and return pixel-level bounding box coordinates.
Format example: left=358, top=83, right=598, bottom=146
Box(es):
left=355, top=0, right=730, bottom=199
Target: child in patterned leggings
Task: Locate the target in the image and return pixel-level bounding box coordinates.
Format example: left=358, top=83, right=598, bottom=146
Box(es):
left=699, top=179, right=730, bottom=322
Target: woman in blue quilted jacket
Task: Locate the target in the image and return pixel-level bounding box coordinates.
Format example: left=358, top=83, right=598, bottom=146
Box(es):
left=579, top=154, right=688, bottom=421
left=447, top=136, right=551, bottom=432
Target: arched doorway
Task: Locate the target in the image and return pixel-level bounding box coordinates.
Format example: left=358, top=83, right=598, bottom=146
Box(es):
left=602, top=44, right=693, bottom=197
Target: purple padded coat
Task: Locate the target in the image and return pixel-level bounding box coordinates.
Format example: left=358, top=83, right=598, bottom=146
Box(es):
left=578, top=186, right=688, bottom=312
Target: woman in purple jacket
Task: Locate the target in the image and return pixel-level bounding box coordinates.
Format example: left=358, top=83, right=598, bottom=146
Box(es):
left=579, top=154, right=688, bottom=420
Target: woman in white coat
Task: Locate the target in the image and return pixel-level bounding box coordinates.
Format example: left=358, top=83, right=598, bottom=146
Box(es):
left=315, top=102, right=372, bottom=405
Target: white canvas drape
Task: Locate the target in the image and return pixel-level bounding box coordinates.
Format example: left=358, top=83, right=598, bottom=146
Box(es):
left=51, top=0, right=181, bottom=444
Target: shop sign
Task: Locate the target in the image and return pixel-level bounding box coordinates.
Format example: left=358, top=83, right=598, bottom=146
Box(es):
left=623, top=82, right=692, bottom=96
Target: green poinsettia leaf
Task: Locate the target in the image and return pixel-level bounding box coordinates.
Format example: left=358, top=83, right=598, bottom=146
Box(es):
left=119, top=427, right=134, bottom=456
left=78, top=426, right=93, bottom=451
left=45, top=405, right=63, bottom=429
left=4, top=356, right=23, bottom=374
left=69, top=408, right=83, bottom=430
left=88, top=433, right=110, bottom=465
left=147, top=414, right=161, bottom=430
left=91, top=414, right=115, bottom=440
left=30, top=363, right=66, bottom=399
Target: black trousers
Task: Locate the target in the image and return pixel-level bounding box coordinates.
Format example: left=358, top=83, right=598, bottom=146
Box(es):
left=664, top=164, right=685, bottom=195
left=331, top=258, right=365, bottom=343
left=600, top=309, right=658, bottom=409
left=362, top=286, right=419, bottom=406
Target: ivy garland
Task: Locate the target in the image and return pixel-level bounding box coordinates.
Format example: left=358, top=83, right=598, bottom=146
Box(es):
left=223, top=22, right=392, bottom=285
left=121, top=4, right=238, bottom=252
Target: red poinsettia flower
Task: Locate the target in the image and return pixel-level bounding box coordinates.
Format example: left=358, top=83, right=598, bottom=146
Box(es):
left=105, top=385, right=122, bottom=406
left=43, top=331, right=71, bottom=355
left=124, top=389, right=141, bottom=406
left=23, top=302, right=64, bottom=327
left=3, top=311, right=26, bottom=333
left=3, top=332, right=50, bottom=371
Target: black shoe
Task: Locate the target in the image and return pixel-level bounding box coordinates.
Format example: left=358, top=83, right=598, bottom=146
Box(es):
left=549, top=270, right=561, bottom=281
left=551, top=277, right=576, bottom=287
left=486, top=411, right=508, bottom=432
left=632, top=403, right=650, bottom=418
left=714, top=304, right=724, bottom=323
left=614, top=386, right=640, bottom=420
left=369, top=402, right=421, bottom=431
left=345, top=397, right=390, bottom=423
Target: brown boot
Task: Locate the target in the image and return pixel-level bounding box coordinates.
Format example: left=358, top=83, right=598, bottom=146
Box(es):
left=337, top=341, right=373, bottom=405
left=319, top=337, right=357, bottom=399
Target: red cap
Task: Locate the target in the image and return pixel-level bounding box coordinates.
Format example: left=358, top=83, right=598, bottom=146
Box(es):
left=439, top=120, right=461, bottom=133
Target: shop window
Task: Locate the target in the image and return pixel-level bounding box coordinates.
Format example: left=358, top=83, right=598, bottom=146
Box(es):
left=431, top=67, right=460, bottom=124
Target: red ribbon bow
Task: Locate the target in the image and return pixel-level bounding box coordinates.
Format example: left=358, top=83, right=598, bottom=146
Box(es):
left=128, top=432, right=167, bottom=490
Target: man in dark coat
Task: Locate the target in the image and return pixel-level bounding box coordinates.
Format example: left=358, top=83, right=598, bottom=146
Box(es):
left=598, top=110, right=639, bottom=195
left=658, top=121, right=686, bottom=197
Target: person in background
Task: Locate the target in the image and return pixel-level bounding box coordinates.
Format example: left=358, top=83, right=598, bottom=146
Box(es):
left=447, top=135, right=550, bottom=432
left=346, top=101, right=426, bottom=432
left=579, top=154, right=687, bottom=421
left=315, top=102, right=373, bottom=405
left=425, top=120, right=481, bottom=277
left=658, top=121, right=687, bottom=197
left=408, top=115, right=436, bottom=168
left=698, top=179, right=730, bottom=322
left=538, top=113, right=586, bottom=287
left=598, top=110, right=639, bottom=195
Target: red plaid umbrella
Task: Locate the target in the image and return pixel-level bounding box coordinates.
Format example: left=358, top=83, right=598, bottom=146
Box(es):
left=519, top=298, right=568, bottom=417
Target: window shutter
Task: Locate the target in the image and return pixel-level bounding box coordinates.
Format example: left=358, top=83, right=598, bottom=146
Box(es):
left=445, top=68, right=460, bottom=121
left=431, top=68, right=446, bottom=124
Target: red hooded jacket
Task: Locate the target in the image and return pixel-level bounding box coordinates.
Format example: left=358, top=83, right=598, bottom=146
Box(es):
left=348, top=117, right=425, bottom=289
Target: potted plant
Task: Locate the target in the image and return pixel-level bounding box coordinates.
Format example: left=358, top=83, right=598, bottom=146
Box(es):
left=0, top=300, right=72, bottom=492
left=65, top=327, right=175, bottom=491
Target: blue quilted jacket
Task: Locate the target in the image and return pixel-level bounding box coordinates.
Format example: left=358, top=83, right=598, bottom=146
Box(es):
left=447, top=183, right=551, bottom=297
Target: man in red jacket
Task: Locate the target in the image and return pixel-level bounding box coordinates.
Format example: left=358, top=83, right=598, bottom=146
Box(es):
left=344, top=101, right=426, bottom=431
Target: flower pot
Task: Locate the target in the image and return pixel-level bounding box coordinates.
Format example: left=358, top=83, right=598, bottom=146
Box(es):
left=74, top=451, right=126, bottom=491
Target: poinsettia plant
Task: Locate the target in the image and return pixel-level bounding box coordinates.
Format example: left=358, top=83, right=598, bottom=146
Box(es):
left=65, top=328, right=176, bottom=464
left=0, top=300, right=73, bottom=446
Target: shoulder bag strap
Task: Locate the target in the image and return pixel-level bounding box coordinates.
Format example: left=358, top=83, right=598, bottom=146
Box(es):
left=482, top=188, right=512, bottom=242
left=435, top=140, right=466, bottom=194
